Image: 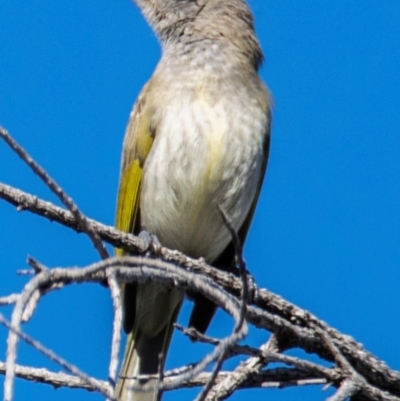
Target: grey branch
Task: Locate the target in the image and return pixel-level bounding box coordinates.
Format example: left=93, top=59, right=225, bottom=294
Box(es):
left=0, top=361, right=328, bottom=393
left=1, top=255, right=399, bottom=401
left=0, top=362, right=108, bottom=392
left=0, top=127, right=109, bottom=260
left=326, top=379, right=361, bottom=401
left=0, top=294, right=20, bottom=307
left=1, top=125, right=400, bottom=401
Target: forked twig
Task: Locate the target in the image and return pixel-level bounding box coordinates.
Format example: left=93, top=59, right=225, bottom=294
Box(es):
left=0, top=126, right=108, bottom=260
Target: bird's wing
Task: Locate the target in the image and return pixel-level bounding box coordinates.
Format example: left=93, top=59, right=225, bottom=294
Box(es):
left=115, top=82, right=155, bottom=332
left=116, top=83, right=154, bottom=242
left=115, top=82, right=184, bottom=401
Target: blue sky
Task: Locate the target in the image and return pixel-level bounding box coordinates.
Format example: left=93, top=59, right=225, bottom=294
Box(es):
left=1, top=1, right=400, bottom=400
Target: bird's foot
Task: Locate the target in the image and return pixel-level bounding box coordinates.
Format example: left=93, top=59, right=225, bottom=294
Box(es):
left=138, top=230, right=162, bottom=255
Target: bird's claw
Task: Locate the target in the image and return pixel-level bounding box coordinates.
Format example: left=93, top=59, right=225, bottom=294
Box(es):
left=138, top=230, right=162, bottom=255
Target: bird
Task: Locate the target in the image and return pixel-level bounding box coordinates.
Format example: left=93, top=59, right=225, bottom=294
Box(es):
left=114, top=0, right=272, bottom=400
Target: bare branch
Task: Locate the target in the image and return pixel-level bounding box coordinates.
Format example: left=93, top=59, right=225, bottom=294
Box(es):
left=326, top=379, right=361, bottom=401
left=2, top=256, right=246, bottom=398
left=0, top=313, right=112, bottom=400
left=1, top=127, right=400, bottom=400
left=0, top=295, right=19, bottom=307
left=106, top=271, right=122, bottom=399
left=0, top=182, right=147, bottom=252
left=0, top=362, right=108, bottom=392
left=0, top=127, right=108, bottom=260
left=0, top=361, right=329, bottom=393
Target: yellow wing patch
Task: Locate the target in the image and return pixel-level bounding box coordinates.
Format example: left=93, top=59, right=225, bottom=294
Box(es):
left=115, top=82, right=155, bottom=256
left=115, top=159, right=143, bottom=256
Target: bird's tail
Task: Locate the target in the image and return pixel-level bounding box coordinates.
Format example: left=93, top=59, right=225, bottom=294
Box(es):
left=115, top=301, right=181, bottom=401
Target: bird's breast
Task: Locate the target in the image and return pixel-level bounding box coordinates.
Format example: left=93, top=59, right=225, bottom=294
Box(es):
left=140, top=91, right=267, bottom=262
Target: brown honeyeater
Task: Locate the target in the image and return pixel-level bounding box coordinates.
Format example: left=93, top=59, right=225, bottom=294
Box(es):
left=114, top=0, right=272, bottom=400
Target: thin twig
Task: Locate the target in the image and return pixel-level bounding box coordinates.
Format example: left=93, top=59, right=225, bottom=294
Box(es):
left=106, top=270, right=122, bottom=400
left=0, top=313, right=112, bottom=400
left=0, top=295, right=19, bottom=307
left=175, top=324, right=337, bottom=379
left=0, top=361, right=331, bottom=393
left=2, top=256, right=245, bottom=397
left=0, top=361, right=109, bottom=392
left=325, top=379, right=361, bottom=401
left=27, top=257, right=48, bottom=273
left=193, top=206, right=251, bottom=401
left=196, top=355, right=226, bottom=401
left=0, top=126, right=108, bottom=260
left=0, top=182, right=147, bottom=252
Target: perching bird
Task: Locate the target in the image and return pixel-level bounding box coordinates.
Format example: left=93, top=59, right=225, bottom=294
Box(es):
left=114, top=0, right=272, bottom=400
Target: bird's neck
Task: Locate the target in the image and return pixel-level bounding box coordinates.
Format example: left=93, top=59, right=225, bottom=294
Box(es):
left=159, top=37, right=261, bottom=83
left=135, top=0, right=263, bottom=71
